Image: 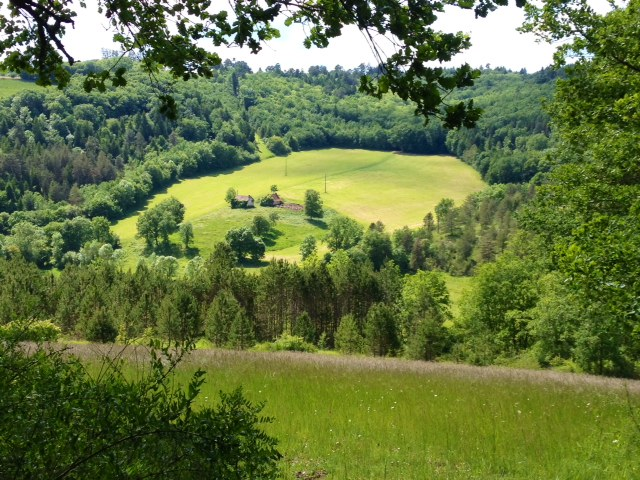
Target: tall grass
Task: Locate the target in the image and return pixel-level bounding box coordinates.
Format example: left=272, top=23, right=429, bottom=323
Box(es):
left=69, top=345, right=640, bottom=479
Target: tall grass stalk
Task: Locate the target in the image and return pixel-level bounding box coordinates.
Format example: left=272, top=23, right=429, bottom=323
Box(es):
left=68, top=345, right=640, bottom=479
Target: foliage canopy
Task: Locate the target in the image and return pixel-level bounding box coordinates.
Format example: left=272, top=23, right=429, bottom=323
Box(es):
left=0, top=0, right=518, bottom=125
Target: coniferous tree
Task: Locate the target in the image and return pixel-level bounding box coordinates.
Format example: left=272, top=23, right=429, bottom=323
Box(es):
left=228, top=309, right=255, bottom=350
left=364, top=303, right=399, bottom=357
left=205, top=290, right=243, bottom=347
left=335, top=314, right=364, bottom=355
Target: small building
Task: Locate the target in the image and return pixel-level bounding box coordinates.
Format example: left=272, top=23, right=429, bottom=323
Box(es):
left=234, top=194, right=255, bottom=208
left=270, top=193, right=284, bottom=206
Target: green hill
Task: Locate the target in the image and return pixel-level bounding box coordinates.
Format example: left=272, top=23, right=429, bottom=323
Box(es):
left=112, top=149, right=485, bottom=266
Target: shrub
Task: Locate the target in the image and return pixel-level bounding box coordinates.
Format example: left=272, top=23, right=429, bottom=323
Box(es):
left=265, top=136, right=291, bottom=156
left=83, top=309, right=118, bottom=343
left=0, top=319, right=61, bottom=342
left=253, top=334, right=317, bottom=353
left=259, top=195, right=275, bottom=207
left=0, top=340, right=281, bottom=479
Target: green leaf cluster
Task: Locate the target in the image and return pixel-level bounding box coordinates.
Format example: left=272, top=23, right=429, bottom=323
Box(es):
left=0, top=339, right=280, bottom=479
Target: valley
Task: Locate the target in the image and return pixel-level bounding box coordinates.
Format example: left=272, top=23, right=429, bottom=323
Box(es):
left=112, top=149, right=485, bottom=267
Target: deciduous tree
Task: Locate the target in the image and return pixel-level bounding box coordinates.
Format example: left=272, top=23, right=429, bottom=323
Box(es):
left=304, top=189, right=323, bottom=219
left=179, top=222, right=194, bottom=250
left=299, top=235, right=317, bottom=260
left=0, top=339, right=281, bottom=479
left=325, top=215, right=362, bottom=251
left=225, top=227, right=266, bottom=261
left=136, top=197, right=185, bottom=248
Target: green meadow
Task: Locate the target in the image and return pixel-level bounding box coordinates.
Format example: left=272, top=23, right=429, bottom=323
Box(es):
left=112, top=149, right=485, bottom=267
left=0, top=78, right=38, bottom=98
left=74, top=345, right=640, bottom=480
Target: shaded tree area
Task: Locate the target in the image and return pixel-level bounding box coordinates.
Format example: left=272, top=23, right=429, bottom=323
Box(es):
left=454, top=0, right=640, bottom=377
left=445, top=67, right=559, bottom=183
left=0, top=59, right=256, bottom=212
left=243, top=66, right=556, bottom=163
left=0, top=247, right=442, bottom=358
left=331, top=184, right=531, bottom=277
left=0, top=337, right=281, bottom=479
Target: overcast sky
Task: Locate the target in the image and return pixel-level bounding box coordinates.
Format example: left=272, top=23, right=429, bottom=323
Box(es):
left=63, top=3, right=557, bottom=73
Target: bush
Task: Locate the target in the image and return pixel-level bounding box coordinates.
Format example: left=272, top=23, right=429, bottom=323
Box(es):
left=259, top=195, right=275, bottom=207
left=0, top=319, right=61, bottom=342
left=253, top=334, right=317, bottom=353
left=85, top=309, right=118, bottom=343
left=0, top=340, right=281, bottom=479
left=265, top=136, right=291, bottom=156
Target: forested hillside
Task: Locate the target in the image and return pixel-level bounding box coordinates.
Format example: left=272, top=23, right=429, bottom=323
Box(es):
left=0, top=60, right=553, bottom=269
left=244, top=65, right=557, bottom=185
left=1, top=42, right=637, bottom=378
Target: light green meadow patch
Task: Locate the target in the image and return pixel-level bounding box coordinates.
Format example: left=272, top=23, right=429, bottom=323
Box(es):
left=0, top=78, right=39, bottom=98
left=443, top=274, right=472, bottom=320
left=112, top=149, right=485, bottom=268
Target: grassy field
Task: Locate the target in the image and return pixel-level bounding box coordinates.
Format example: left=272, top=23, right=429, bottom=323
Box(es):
left=0, top=78, right=38, bottom=98
left=112, top=149, right=485, bottom=268
left=443, top=274, right=472, bottom=320
left=72, top=345, right=640, bottom=480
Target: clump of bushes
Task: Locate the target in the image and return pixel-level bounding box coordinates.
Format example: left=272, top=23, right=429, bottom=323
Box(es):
left=0, top=319, right=61, bottom=342
left=265, top=136, right=291, bottom=156
left=253, top=334, right=317, bottom=353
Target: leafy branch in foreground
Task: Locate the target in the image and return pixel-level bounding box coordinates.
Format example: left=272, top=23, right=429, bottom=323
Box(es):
left=0, top=0, right=509, bottom=125
left=0, top=336, right=281, bottom=479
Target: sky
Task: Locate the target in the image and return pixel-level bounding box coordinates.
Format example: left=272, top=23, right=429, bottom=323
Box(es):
left=63, top=3, right=557, bottom=73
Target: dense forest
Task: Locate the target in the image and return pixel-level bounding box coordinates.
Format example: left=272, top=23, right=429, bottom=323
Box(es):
left=0, top=12, right=638, bottom=378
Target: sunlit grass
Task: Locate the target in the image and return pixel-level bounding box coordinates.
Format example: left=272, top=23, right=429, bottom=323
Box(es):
left=70, top=345, right=640, bottom=480
left=112, top=149, right=485, bottom=269
left=0, top=78, right=38, bottom=98
left=443, top=274, right=472, bottom=320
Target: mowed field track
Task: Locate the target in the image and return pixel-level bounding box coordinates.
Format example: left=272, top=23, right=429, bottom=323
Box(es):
left=113, top=149, right=485, bottom=264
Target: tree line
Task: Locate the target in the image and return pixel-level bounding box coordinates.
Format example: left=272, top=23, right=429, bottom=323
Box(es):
left=0, top=182, right=534, bottom=360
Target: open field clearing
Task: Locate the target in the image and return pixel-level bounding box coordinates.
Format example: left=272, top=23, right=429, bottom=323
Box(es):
left=112, top=149, right=485, bottom=267
left=443, top=274, right=472, bottom=319
left=68, top=345, right=640, bottom=480
left=0, top=78, right=38, bottom=98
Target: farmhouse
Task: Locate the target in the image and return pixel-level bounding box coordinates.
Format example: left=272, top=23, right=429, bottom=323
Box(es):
left=270, top=193, right=283, bottom=206
left=259, top=192, right=284, bottom=207
left=234, top=194, right=255, bottom=208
